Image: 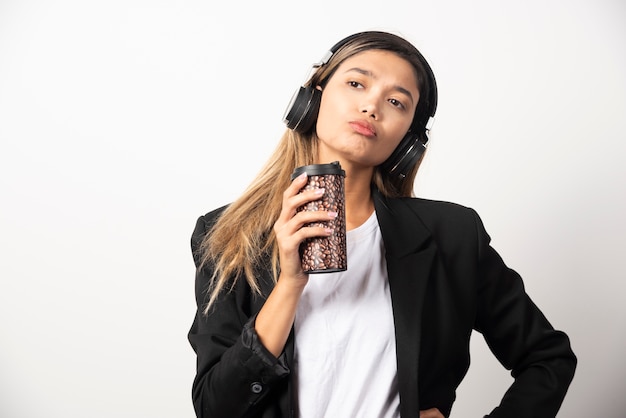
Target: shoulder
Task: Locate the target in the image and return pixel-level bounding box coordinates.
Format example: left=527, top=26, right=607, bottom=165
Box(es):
left=381, top=195, right=488, bottom=245
left=190, top=204, right=230, bottom=254
left=194, top=204, right=230, bottom=232
left=391, top=195, right=480, bottom=226
left=400, top=196, right=474, bottom=215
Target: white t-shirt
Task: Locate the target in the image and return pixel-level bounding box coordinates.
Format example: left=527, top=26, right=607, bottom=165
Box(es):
left=294, top=212, right=400, bottom=418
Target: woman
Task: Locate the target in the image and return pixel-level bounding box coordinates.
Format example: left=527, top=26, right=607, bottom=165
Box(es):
left=188, top=30, right=576, bottom=418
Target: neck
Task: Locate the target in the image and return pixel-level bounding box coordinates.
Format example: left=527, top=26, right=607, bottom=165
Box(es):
left=343, top=166, right=375, bottom=231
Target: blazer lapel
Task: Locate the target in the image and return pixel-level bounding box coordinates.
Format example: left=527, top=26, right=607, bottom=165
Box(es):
left=374, top=189, right=436, bottom=417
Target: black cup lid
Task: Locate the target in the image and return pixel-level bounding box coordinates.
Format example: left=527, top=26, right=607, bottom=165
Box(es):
left=291, top=161, right=345, bottom=179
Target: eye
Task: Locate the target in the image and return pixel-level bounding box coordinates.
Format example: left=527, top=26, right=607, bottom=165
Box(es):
left=347, top=80, right=364, bottom=89
left=388, top=98, right=406, bottom=110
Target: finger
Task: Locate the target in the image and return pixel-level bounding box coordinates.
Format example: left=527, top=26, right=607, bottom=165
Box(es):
left=278, top=189, right=328, bottom=230
left=275, top=210, right=336, bottom=249
left=419, top=408, right=444, bottom=418
left=291, top=188, right=326, bottom=213
left=294, top=207, right=338, bottom=225
left=284, top=171, right=309, bottom=200
left=277, top=173, right=317, bottom=220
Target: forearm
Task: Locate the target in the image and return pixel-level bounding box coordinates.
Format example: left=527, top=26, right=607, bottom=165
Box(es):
left=190, top=312, right=291, bottom=418
left=255, top=273, right=306, bottom=357
left=486, top=353, right=576, bottom=417
left=472, top=208, right=577, bottom=417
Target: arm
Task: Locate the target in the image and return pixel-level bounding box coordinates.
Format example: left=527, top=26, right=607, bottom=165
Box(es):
left=471, top=210, right=577, bottom=417
left=188, top=174, right=336, bottom=417
left=188, top=213, right=291, bottom=418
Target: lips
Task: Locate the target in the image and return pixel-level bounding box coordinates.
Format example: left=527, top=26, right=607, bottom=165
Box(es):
left=349, top=120, right=377, bottom=137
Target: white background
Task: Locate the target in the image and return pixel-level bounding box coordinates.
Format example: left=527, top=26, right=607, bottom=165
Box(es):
left=1, top=0, right=624, bottom=417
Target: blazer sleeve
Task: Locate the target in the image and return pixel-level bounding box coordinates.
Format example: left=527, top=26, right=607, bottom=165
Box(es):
left=471, top=209, right=577, bottom=418
left=187, top=214, right=290, bottom=418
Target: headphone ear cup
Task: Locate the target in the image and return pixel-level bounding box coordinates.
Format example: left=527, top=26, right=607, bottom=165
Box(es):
left=283, top=86, right=322, bottom=133
left=380, top=132, right=426, bottom=179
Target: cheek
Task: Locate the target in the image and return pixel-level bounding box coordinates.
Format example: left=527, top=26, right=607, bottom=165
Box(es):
left=314, top=108, right=327, bottom=136
left=376, top=124, right=411, bottom=162
left=389, top=116, right=414, bottom=144
left=381, top=135, right=405, bottom=160
left=314, top=95, right=337, bottom=137
left=387, top=124, right=411, bottom=149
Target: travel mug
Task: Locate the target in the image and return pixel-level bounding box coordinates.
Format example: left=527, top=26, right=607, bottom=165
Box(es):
left=291, top=161, right=347, bottom=273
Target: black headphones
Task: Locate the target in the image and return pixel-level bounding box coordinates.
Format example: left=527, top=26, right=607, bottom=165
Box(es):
left=283, top=31, right=438, bottom=180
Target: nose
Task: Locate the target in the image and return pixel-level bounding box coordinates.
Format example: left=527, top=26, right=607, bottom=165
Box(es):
left=360, top=96, right=379, bottom=119
left=361, top=106, right=377, bottom=119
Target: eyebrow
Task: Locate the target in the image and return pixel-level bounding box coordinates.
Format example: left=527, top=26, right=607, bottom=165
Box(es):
left=344, top=67, right=415, bottom=105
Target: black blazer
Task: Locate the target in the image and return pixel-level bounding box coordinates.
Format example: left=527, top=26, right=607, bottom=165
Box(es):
left=188, top=189, right=576, bottom=418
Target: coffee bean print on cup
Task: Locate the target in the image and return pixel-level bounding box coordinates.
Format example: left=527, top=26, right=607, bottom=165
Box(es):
left=291, top=161, right=347, bottom=273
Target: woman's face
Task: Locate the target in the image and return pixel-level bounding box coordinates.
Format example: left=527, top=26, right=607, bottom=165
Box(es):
left=315, top=49, right=420, bottom=169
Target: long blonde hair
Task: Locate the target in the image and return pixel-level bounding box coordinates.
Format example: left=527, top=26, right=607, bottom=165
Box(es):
left=197, top=31, right=435, bottom=310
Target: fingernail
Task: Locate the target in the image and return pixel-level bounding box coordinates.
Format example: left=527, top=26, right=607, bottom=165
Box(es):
left=327, top=211, right=338, bottom=218
left=313, top=188, right=325, bottom=196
